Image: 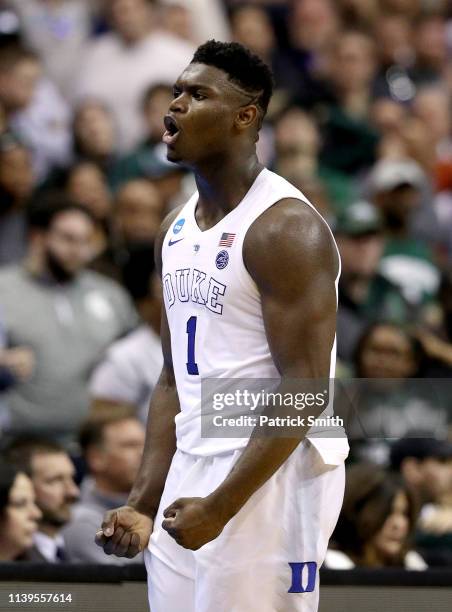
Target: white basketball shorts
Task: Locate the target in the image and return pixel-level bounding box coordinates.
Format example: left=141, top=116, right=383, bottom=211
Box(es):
left=145, top=439, right=346, bottom=612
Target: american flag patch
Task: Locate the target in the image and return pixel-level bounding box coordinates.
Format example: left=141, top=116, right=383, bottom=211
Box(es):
left=219, top=232, right=236, bottom=247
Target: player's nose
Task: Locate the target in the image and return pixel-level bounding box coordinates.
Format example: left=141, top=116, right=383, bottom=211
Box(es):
left=169, top=92, right=188, bottom=114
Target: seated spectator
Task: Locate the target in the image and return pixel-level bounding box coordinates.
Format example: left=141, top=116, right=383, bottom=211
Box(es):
left=138, top=84, right=173, bottom=149
left=320, top=30, right=380, bottom=174
left=390, top=437, right=452, bottom=566
left=410, top=14, right=447, bottom=87
left=62, top=406, right=145, bottom=564
left=370, top=97, right=408, bottom=139
left=0, top=194, right=138, bottom=442
left=5, top=438, right=79, bottom=562
left=335, top=200, right=411, bottom=363
left=354, top=322, right=424, bottom=380
left=0, top=44, right=72, bottom=182
left=0, top=460, right=41, bottom=562
left=368, top=159, right=441, bottom=304
left=413, top=86, right=452, bottom=166
left=40, top=161, right=114, bottom=264
left=273, top=107, right=357, bottom=215
left=275, top=0, right=338, bottom=106
left=229, top=1, right=287, bottom=125
left=90, top=261, right=162, bottom=422
left=75, top=0, right=194, bottom=152
left=65, top=162, right=113, bottom=228
left=372, top=12, right=416, bottom=100
left=343, top=322, right=447, bottom=464
left=71, top=100, right=120, bottom=188
left=160, top=2, right=196, bottom=44
left=0, top=132, right=35, bottom=266
left=6, top=0, right=102, bottom=98
left=115, top=180, right=163, bottom=246
left=160, top=0, right=230, bottom=45
left=65, top=162, right=113, bottom=259
left=230, top=3, right=277, bottom=65
left=228, top=5, right=280, bottom=162
left=91, top=179, right=163, bottom=283
left=325, top=463, right=426, bottom=569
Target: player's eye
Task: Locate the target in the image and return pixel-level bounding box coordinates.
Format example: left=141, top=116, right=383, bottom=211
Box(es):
left=172, top=87, right=182, bottom=98
left=193, top=91, right=206, bottom=101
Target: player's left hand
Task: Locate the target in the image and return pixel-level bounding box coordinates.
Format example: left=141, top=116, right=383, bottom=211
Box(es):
left=161, top=497, right=227, bottom=550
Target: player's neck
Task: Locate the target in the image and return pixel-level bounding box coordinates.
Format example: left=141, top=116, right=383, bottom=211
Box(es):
left=194, top=153, right=262, bottom=228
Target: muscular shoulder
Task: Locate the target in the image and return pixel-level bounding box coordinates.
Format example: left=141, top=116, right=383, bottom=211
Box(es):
left=243, top=198, right=339, bottom=297
left=154, top=204, right=184, bottom=276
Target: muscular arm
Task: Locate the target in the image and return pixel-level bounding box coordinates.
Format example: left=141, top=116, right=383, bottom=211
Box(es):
left=95, top=208, right=182, bottom=556
left=162, top=198, right=339, bottom=548
left=127, top=312, right=178, bottom=517
left=206, top=199, right=339, bottom=520
left=128, top=207, right=182, bottom=516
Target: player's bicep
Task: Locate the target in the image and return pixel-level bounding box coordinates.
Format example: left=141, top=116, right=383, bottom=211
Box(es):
left=245, top=199, right=338, bottom=379
left=260, top=268, right=337, bottom=378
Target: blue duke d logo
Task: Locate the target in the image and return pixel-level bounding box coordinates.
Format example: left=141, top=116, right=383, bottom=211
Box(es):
left=288, top=562, right=317, bottom=593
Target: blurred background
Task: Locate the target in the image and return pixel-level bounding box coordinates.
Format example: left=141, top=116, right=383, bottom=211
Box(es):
left=0, top=0, right=451, bottom=580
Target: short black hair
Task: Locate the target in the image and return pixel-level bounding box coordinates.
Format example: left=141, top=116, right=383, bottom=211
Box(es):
left=0, top=43, right=39, bottom=72
left=390, top=438, right=452, bottom=471
left=79, top=404, right=139, bottom=455
left=191, top=40, right=274, bottom=117
left=4, top=436, right=67, bottom=476
left=26, top=191, right=97, bottom=232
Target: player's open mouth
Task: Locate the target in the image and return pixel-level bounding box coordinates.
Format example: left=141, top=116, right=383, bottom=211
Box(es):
left=163, top=115, right=180, bottom=146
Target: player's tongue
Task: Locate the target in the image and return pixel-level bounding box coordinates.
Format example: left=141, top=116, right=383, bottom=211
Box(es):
left=163, top=116, right=180, bottom=145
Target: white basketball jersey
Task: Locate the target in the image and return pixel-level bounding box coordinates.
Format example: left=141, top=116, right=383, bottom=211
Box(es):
left=162, top=168, right=348, bottom=463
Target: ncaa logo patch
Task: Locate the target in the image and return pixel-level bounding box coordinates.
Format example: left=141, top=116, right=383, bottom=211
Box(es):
left=173, top=219, right=185, bottom=234
left=215, top=250, right=229, bottom=270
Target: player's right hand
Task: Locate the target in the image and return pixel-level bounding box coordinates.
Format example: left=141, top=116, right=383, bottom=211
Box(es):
left=95, top=505, right=153, bottom=558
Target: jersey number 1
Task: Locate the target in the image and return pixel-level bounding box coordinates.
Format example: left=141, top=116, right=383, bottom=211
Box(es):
left=186, top=316, right=199, bottom=375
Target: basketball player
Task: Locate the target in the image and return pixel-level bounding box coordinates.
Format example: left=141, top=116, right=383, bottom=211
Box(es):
left=95, top=40, right=349, bottom=611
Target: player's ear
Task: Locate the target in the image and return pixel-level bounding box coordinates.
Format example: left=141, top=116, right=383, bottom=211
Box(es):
left=235, top=105, right=259, bottom=132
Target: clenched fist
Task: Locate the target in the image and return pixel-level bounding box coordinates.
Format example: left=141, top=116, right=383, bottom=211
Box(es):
left=95, top=505, right=153, bottom=558
left=161, top=497, right=227, bottom=551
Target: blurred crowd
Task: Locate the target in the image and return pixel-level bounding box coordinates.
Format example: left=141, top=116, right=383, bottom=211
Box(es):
left=0, top=0, right=452, bottom=570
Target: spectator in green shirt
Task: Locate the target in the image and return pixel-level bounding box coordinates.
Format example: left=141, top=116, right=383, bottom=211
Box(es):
left=335, top=199, right=413, bottom=363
